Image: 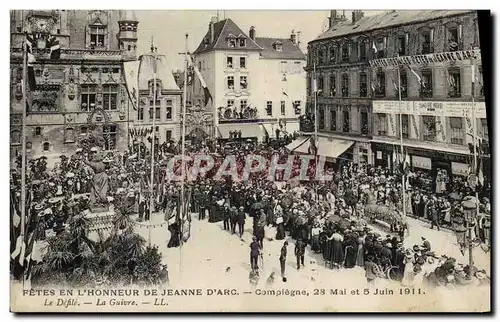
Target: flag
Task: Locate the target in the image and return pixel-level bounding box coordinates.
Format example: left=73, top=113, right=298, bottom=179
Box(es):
left=123, top=60, right=141, bottom=110
left=478, top=158, right=484, bottom=186
left=372, top=41, right=378, bottom=53
left=444, top=68, right=453, bottom=87
left=188, top=54, right=213, bottom=107
left=403, top=152, right=411, bottom=175
left=283, top=91, right=288, bottom=96
left=312, top=78, right=317, bottom=92
left=48, top=36, right=61, bottom=59
left=25, top=34, right=37, bottom=91
left=407, top=65, right=423, bottom=88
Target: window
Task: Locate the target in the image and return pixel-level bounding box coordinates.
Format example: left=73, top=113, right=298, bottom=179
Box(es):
left=450, top=117, right=464, bottom=145
left=81, top=126, right=88, bottom=135
left=401, top=114, right=409, bottom=138
left=318, top=49, right=325, bottom=64
left=375, top=37, right=386, bottom=58
left=43, top=142, right=50, bottom=151
left=359, top=41, right=366, bottom=61
left=149, top=99, right=161, bottom=106
left=266, top=101, right=272, bottom=116
left=239, top=38, right=246, bottom=47
left=422, top=116, right=436, bottom=141
left=478, top=66, right=484, bottom=96
left=227, top=57, right=233, bottom=68
left=318, top=106, right=325, bottom=129
left=481, top=118, right=488, bottom=140
left=329, top=74, right=336, bottom=96
left=80, top=84, right=97, bottom=111
left=102, top=84, right=118, bottom=110
left=317, top=75, right=324, bottom=96
left=341, top=43, right=349, bottom=62
left=65, top=128, right=75, bottom=143
left=165, top=99, right=173, bottom=120
left=421, top=30, right=433, bottom=54
left=341, top=74, right=349, bottom=97
left=360, top=111, right=368, bottom=135
left=399, top=71, right=408, bottom=98
left=448, top=70, right=461, bottom=98
left=26, top=142, right=32, bottom=150
left=227, top=76, right=234, bottom=89
left=448, top=27, right=460, bottom=51
left=377, top=114, right=387, bottom=136
left=103, top=125, right=117, bottom=150
left=11, top=130, right=20, bottom=145
left=228, top=38, right=236, bottom=48
left=35, top=126, right=42, bottom=136
left=240, top=57, right=246, bottom=69
left=420, top=70, right=433, bottom=98
left=274, top=42, right=283, bottom=51
left=329, top=46, right=337, bottom=63
left=90, top=26, right=106, bottom=48
left=375, top=72, right=385, bottom=98
left=166, top=130, right=172, bottom=141
left=293, top=101, right=301, bottom=115
left=149, top=106, right=160, bottom=121
left=227, top=99, right=235, bottom=107
left=137, top=107, right=144, bottom=121
left=240, top=76, right=248, bottom=89
left=359, top=73, right=367, bottom=97
left=342, top=110, right=350, bottom=132
left=397, top=35, right=406, bottom=56
left=240, top=100, right=247, bottom=109
left=280, top=101, right=285, bottom=116
left=330, top=109, right=337, bottom=131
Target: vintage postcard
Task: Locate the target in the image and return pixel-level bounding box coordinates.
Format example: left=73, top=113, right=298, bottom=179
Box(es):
left=10, top=9, right=491, bottom=312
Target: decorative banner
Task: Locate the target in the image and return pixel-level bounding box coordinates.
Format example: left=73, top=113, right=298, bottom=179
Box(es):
left=388, top=114, right=395, bottom=136
left=411, top=155, right=432, bottom=170
left=373, top=100, right=486, bottom=118
left=451, top=162, right=469, bottom=176
left=123, top=60, right=141, bottom=110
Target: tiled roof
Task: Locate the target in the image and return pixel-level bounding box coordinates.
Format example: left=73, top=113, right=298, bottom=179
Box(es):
left=312, top=10, right=475, bottom=43
left=255, top=37, right=306, bottom=60
left=193, top=18, right=262, bottom=55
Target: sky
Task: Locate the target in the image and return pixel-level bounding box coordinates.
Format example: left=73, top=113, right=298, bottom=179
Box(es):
left=135, top=10, right=382, bottom=70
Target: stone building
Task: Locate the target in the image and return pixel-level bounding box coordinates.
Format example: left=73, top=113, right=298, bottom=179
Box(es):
left=189, top=17, right=306, bottom=141
left=10, top=10, right=138, bottom=165
left=305, top=10, right=488, bottom=179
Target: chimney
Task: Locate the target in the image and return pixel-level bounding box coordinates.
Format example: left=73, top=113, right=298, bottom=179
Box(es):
left=249, top=26, right=255, bottom=40
left=352, top=10, right=364, bottom=24
left=210, top=16, right=217, bottom=43
left=329, top=10, right=337, bottom=28
left=341, top=10, right=346, bottom=21
left=290, top=30, right=296, bottom=45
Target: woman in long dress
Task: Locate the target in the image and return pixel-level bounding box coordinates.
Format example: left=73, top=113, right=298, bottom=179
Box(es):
left=275, top=215, right=286, bottom=240
left=356, top=236, right=365, bottom=267
left=329, top=231, right=344, bottom=268
left=402, top=250, right=415, bottom=286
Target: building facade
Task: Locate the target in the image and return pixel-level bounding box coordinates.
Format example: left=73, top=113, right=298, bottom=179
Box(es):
left=131, top=51, right=182, bottom=145
left=305, top=10, right=488, bottom=177
left=10, top=10, right=138, bottom=165
left=190, top=17, right=306, bottom=141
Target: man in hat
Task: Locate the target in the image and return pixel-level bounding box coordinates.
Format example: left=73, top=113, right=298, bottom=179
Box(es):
left=295, top=238, right=306, bottom=270
left=237, top=206, right=246, bottom=238
left=250, top=236, right=260, bottom=270
left=229, top=206, right=238, bottom=235
left=223, top=204, right=230, bottom=231
left=280, top=241, right=288, bottom=278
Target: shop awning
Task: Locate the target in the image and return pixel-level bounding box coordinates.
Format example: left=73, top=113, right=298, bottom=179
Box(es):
left=316, top=137, right=355, bottom=159
left=287, top=136, right=354, bottom=159
left=217, top=123, right=263, bottom=139
left=286, top=136, right=310, bottom=152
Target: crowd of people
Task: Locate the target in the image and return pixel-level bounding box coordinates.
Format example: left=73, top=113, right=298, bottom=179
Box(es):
left=10, top=129, right=491, bottom=288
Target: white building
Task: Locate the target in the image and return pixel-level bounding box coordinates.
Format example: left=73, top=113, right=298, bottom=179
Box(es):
left=190, top=17, right=306, bottom=141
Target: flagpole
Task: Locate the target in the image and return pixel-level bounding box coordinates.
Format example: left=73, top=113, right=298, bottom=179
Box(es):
left=469, top=53, right=478, bottom=277
left=179, top=33, right=189, bottom=280
left=313, top=61, right=318, bottom=200
left=148, top=44, right=157, bottom=246
left=396, top=60, right=406, bottom=217
left=20, top=33, right=28, bottom=289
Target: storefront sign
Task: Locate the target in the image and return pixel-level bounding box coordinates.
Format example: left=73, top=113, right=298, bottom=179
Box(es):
left=373, top=100, right=486, bottom=118
left=451, top=162, right=469, bottom=176
left=411, top=155, right=431, bottom=170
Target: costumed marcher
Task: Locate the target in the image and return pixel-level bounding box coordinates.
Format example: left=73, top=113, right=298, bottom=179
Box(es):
left=295, top=238, right=306, bottom=270
left=280, top=241, right=288, bottom=278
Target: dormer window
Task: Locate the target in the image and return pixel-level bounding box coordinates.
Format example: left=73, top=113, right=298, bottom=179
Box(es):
left=227, top=34, right=237, bottom=48
left=238, top=37, right=246, bottom=47
left=90, top=26, right=106, bottom=48
left=273, top=41, right=283, bottom=52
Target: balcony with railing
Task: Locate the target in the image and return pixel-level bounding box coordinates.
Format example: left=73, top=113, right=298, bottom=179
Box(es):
left=421, top=42, right=433, bottom=54
left=218, top=106, right=259, bottom=124
left=10, top=47, right=123, bottom=61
